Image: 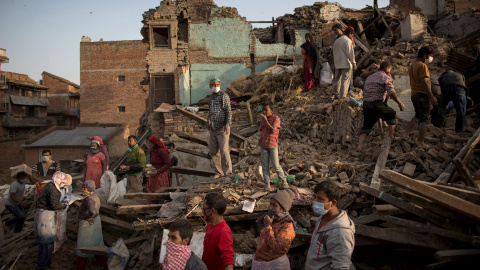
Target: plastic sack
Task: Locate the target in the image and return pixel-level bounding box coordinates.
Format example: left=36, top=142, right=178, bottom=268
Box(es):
left=107, top=238, right=130, bottom=270
left=320, top=62, right=334, bottom=85
left=97, top=171, right=124, bottom=205
left=156, top=192, right=187, bottom=219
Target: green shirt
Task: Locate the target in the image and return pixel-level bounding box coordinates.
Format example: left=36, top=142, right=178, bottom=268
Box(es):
left=125, top=144, right=146, bottom=175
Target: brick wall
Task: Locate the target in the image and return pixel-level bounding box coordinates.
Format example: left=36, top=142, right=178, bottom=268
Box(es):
left=80, top=40, right=149, bottom=133
left=0, top=138, right=27, bottom=183
left=149, top=108, right=250, bottom=139
left=42, top=74, right=72, bottom=113
left=453, top=0, right=480, bottom=14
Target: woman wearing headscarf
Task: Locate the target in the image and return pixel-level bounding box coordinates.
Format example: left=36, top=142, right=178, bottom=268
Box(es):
left=76, top=180, right=106, bottom=270
left=301, top=33, right=318, bottom=92
left=252, top=188, right=297, bottom=270
left=54, top=174, right=73, bottom=253
left=91, top=136, right=110, bottom=168
left=35, top=172, right=68, bottom=270
left=147, top=136, right=172, bottom=193
left=85, top=140, right=106, bottom=188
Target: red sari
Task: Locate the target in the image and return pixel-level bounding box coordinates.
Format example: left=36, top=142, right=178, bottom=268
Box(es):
left=85, top=152, right=105, bottom=188
left=147, top=147, right=171, bottom=193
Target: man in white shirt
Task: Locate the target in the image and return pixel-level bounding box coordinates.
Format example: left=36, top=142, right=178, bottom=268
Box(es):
left=332, top=24, right=356, bottom=99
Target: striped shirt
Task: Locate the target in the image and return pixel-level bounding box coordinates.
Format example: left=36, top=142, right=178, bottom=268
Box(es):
left=32, top=161, right=61, bottom=177
left=363, top=70, right=395, bottom=102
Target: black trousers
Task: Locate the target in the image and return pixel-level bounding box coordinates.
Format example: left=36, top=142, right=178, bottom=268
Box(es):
left=360, top=100, right=397, bottom=135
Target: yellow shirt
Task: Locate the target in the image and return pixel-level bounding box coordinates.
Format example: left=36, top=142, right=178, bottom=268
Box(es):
left=409, top=61, right=431, bottom=96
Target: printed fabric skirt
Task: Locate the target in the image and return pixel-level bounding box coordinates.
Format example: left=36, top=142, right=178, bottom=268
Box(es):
left=146, top=170, right=171, bottom=193
left=252, top=254, right=290, bottom=270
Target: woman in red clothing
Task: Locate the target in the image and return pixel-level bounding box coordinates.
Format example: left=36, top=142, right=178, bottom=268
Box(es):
left=85, top=140, right=106, bottom=188
left=147, top=136, right=171, bottom=193
left=252, top=188, right=297, bottom=270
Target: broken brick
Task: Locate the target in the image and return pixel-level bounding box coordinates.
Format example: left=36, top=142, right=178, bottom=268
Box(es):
left=402, top=162, right=416, bottom=177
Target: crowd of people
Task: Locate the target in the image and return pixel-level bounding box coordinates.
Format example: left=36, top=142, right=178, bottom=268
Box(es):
left=2, top=23, right=472, bottom=270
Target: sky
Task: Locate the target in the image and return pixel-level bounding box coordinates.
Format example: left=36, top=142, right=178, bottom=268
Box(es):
left=0, top=0, right=388, bottom=85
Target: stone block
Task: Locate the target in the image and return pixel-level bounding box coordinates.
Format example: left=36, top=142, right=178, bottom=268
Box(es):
left=427, top=148, right=439, bottom=158
left=338, top=172, right=349, bottom=183
left=438, top=150, right=450, bottom=161
left=402, top=162, right=416, bottom=177
left=442, top=143, right=455, bottom=152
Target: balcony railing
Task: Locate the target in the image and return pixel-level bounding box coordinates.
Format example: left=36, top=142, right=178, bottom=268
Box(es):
left=2, top=115, right=48, bottom=127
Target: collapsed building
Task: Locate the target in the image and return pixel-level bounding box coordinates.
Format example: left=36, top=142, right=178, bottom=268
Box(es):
left=2, top=0, right=480, bottom=269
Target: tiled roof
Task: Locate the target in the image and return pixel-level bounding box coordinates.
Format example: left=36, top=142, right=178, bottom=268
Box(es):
left=5, top=72, right=47, bottom=89
left=42, top=71, right=80, bottom=89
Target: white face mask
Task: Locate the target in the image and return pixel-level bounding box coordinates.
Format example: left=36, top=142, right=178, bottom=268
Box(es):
left=211, top=86, right=221, bottom=93
left=42, top=156, right=50, bottom=162
left=427, top=56, right=433, bottom=63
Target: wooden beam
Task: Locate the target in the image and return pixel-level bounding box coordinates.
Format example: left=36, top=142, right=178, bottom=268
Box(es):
left=377, top=215, right=475, bottom=243
left=435, top=249, right=480, bottom=262
left=359, top=184, right=462, bottom=231
left=174, top=106, right=246, bottom=142
left=355, top=224, right=451, bottom=250
left=124, top=192, right=172, bottom=200
left=373, top=204, right=406, bottom=215
left=170, top=166, right=216, bottom=177
left=402, top=192, right=475, bottom=224
left=381, top=17, right=393, bottom=37
left=379, top=170, right=480, bottom=222
left=454, top=158, right=478, bottom=188
left=336, top=20, right=370, bottom=52
left=370, top=137, right=391, bottom=189
left=100, top=215, right=135, bottom=233
left=124, top=235, right=150, bottom=246
left=436, top=127, right=480, bottom=184
left=352, top=213, right=380, bottom=225
left=423, top=182, right=480, bottom=204
left=116, top=204, right=163, bottom=215
left=358, top=15, right=383, bottom=37
left=176, top=147, right=211, bottom=159
left=175, top=131, right=239, bottom=156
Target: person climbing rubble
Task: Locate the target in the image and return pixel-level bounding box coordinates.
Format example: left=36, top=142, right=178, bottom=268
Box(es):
left=207, top=78, right=233, bottom=180
left=438, top=69, right=468, bottom=133
left=331, top=24, right=356, bottom=99
left=305, top=181, right=355, bottom=270
left=252, top=187, right=297, bottom=270
left=4, top=172, right=31, bottom=234
left=358, top=61, right=405, bottom=150
left=404, top=46, right=437, bottom=148
left=201, top=192, right=234, bottom=270
left=121, top=135, right=146, bottom=192
left=162, top=219, right=207, bottom=270
left=258, top=100, right=288, bottom=190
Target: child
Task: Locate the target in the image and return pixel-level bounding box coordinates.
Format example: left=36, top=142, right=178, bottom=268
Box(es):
left=258, top=100, right=287, bottom=190
left=166, top=142, right=180, bottom=186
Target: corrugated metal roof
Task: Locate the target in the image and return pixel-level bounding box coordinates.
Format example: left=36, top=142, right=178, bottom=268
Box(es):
left=10, top=95, right=49, bottom=106
left=23, top=127, right=119, bottom=148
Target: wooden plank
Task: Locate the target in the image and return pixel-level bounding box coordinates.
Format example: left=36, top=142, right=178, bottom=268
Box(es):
left=176, top=147, right=211, bottom=159
left=436, top=127, right=480, bottom=184
left=0, top=229, right=33, bottom=247
left=423, top=182, right=480, bottom=204
left=100, top=215, right=135, bottom=233
left=359, top=184, right=462, bottom=231
left=224, top=212, right=263, bottom=222
left=355, top=224, right=451, bottom=250
left=174, top=106, right=246, bottom=142
left=124, top=235, right=150, bottom=246
left=454, top=158, right=478, bottom=188
left=175, top=131, right=239, bottom=156
left=379, top=170, right=480, bottom=222
left=170, top=166, right=216, bottom=177
left=76, top=246, right=109, bottom=255
left=352, top=214, right=380, bottom=225
left=372, top=204, right=406, bottom=215
left=338, top=194, right=356, bottom=209
left=435, top=249, right=480, bottom=262
left=401, top=192, right=475, bottom=223
left=124, top=192, right=172, bottom=200
left=116, top=204, right=163, bottom=215
left=377, top=215, right=475, bottom=243
left=370, top=137, right=390, bottom=189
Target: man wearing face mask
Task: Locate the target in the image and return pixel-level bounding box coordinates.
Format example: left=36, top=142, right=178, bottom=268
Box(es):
left=201, top=192, right=234, bottom=270
left=162, top=219, right=207, bottom=270
left=4, top=172, right=30, bottom=234
left=207, top=78, right=233, bottom=180
left=405, top=46, right=437, bottom=148
left=305, top=181, right=355, bottom=270
left=32, top=149, right=61, bottom=182
left=252, top=188, right=297, bottom=270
